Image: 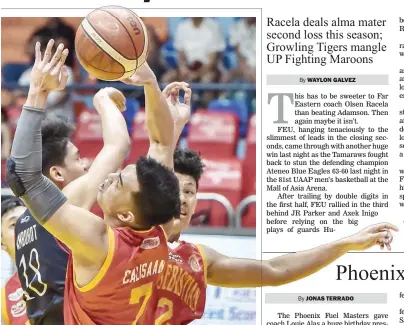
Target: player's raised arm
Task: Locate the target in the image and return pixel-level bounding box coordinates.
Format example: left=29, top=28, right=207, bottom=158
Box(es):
left=199, top=223, right=398, bottom=287
left=162, top=82, right=192, bottom=145
left=122, top=63, right=175, bottom=168
left=63, top=87, right=130, bottom=210
left=6, top=40, right=108, bottom=265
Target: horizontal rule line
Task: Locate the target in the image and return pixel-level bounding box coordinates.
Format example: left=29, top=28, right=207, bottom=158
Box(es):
left=262, top=252, right=404, bottom=254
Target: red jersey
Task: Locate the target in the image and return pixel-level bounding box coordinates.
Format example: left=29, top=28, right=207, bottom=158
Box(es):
left=64, top=225, right=169, bottom=325
left=154, top=241, right=207, bottom=325
left=1, top=273, right=29, bottom=325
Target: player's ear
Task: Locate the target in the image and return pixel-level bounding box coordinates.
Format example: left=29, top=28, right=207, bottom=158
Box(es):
left=49, top=166, right=64, bottom=183
left=117, top=211, right=135, bottom=224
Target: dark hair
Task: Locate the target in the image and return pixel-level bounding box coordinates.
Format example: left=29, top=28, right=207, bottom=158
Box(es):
left=41, top=116, right=75, bottom=176
left=1, top=196, right=24, bottom=218
left=173, top=149, right=205, bottom=189
left=133, top=156, right=180, bottom=226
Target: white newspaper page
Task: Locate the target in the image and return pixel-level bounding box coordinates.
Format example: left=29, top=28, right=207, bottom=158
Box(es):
left=263, top=1, right=404, bottom=325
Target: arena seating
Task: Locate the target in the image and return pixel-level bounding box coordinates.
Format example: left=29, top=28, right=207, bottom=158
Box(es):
left=187, top=110, right=239, bottom=159
left=4, top=105, right=22, bottom=136
left=241, top=114, right=256, bottom=227
left=73, top=108, right=104, bottom=160
left=2, top=63, right=29, bottom=82
left=128, top=110, right=149, bottom=163
left=196, top=158, right=242, bottom=226
left=208, top=99, right=249, bottom=137
left=243, top=114, right=256, bottom=197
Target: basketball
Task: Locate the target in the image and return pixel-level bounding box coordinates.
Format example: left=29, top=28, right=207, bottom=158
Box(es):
left=75, top=6, right=148, bottom=81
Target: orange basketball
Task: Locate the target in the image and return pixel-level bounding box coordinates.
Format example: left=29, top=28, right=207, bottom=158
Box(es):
left=75, top=6, right=148, bottom=81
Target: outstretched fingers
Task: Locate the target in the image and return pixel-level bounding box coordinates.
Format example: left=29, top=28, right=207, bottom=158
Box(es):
left=54, top=48, right=69, bottom=75
left=48, top=43, right=65, bottom=72
left=41, top=39, right=55, bottom=68
left=57, top=66, right=70, bottom=90
left=34, top=42, right=42, bottom=66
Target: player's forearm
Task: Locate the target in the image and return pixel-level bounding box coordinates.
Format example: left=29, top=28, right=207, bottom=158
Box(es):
left=6, top=101, right=67, bottom=223
left=66, top=98, right=130, bottom=210
left=145, top=79, right=174, bottom=146
left=95, top=96, right=130, bottom=150
left=265, top=238, right=352, bottom=286
left=173, top=121, right=186, bottom=146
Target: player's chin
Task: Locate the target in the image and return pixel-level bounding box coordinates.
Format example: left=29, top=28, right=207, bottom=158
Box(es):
left=180, top=214, right=192, bottom=229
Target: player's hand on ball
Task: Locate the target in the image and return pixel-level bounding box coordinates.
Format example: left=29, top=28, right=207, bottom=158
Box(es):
left=120, top=62, right=157, bottom=86
left=93, top=87, right=126, bottom=112
left=347, top=223, right=398, bottom=251
left=163, top=82, right=192, bottom=126
left=30, top=39, right=69, bottom=93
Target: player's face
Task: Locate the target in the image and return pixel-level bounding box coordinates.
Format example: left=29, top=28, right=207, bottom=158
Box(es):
left=62, top=142, right=88, bottom=184
left=50, top=142, right=88, bottom=187
left=1, top=206, right=26, bottom=261
left=173, top=173, right=198, bottom=234
left=97, top=164, right=140, bottom=223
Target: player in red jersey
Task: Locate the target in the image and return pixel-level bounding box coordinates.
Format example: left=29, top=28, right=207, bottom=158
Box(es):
left=1, top=197, right=29, bottom=325
left=6, top=40, right=180, bottom=325
left=142, top=82, right=207, bottom=325
left=2, top=273, right=29, bottom=325
left=155, top=239, right=207, bottom=325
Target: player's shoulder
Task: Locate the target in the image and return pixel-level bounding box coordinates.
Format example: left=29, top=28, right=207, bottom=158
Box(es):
left=169, top=240, right=204, bottom=257
left=183, top=242, right=213, bottom=267
left=15, top=209, right=39, bottom=233
left=16, top=209, right=31, bottom=225
left=3, top=273, right=27, bottom=325
left=174, top=241, right=208, bottom=282
left=4, top=273, right=24, bottom=302
left=114, top=225, right=166, bottom=236
left=7, top=273, right=21, bottom=286
left=112, top=225, right=167, bottom=248
left=178, top=239, right=200, bottom=250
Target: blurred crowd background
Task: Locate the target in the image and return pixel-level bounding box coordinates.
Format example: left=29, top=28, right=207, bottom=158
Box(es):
left=1, top=17, right=257, bottom=230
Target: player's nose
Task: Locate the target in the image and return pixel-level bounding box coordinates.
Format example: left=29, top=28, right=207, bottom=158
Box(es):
left=81, top=159, right=90, bottom=171
left=180, top=192, right=187, bottom=205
